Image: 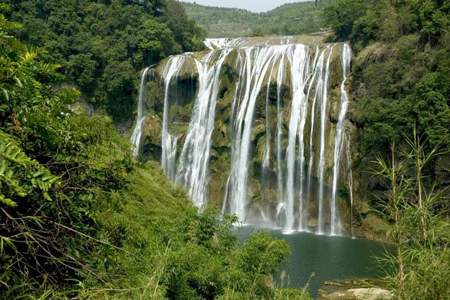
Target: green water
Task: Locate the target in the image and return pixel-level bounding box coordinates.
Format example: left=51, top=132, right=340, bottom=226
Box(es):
left=234, top=227, right=389, bottom=297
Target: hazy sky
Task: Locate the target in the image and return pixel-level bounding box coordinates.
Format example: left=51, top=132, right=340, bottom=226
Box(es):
left=179, top=0, right=310, bottom=13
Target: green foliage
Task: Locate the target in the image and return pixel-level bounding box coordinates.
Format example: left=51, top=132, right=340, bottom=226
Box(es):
left=1, top=10, right=133, bottom=295
left=323, top=0, right=367, bottom=42
left=324, top=1, right=450, bottom=192
left=0, top=132, right=59, bottom=207
left=4, top=0, right=205, bottom=122
left=324, top=0, right=450, bottom=46
left=237, top=232, right=290, bottom=275
left=74, top=163, right=292, bottom=299
left=182, top=1, right=334, bottom=38
left=373, top=135, right=449, bottom=299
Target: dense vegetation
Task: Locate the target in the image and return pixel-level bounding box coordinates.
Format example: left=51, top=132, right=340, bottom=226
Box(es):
left=3, top=0, right=206, bottom=123
left=325, top=0, right=450, bottom=158
left=374, top=136, right=450, bottom=299
left=325, top=0, right=449, bottom=298
left=182, top=1, right=334, bottom=38
left=0, top=3, right=309, bottom=299
left=324, top=0, right=449, bottom=212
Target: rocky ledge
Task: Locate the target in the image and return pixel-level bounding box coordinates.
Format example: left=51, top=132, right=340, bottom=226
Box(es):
left=320, top=288, right=393, bottom=300
left=319, top=280, right=393, bottom=300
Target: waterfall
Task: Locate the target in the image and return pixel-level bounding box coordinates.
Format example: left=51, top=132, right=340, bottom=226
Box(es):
left=275, top=54, right=286, bottom=222
left=161, top=55, right=186, bottom=180
left=224, top=46, right=283, bottom=221
left=330, top=44, right=352, bottom=236
left=130, top=67, right=151, bottom=158
left=262, top=63, right=275, bottom=171
left=137, top=38, right=353, bottom=236
left=317, top=46, right=334, bottom=235
left=176, top=50, right=230, bottom=209
left=296, top=47, right=320, bottom=232
left=306, top=49, right=326, bottom=220
left=346, top=135, right=354, bottom=237
left=284, top=45, right=308, bottom=233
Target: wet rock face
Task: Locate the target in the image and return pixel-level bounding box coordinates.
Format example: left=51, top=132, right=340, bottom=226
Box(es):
left=143, top=115, right=161, bottom=146
left=138, top=38, right=362, bottom=235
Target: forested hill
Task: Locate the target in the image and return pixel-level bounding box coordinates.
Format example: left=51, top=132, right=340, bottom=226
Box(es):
left=182, top=0, right=334, bottom=37
left=3, top=0, right=206, bottom=123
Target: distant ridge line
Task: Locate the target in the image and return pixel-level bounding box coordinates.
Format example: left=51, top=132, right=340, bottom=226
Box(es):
left=181, top=0, right=333, bottom=38
left=181, top=1, right=318, bottom=14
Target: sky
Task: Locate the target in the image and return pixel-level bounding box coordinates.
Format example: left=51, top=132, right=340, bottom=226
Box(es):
left=179, top=0, right=310, bottom=13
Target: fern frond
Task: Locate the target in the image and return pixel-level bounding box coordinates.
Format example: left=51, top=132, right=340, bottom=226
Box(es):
left=0, top=193, right=17, bottom=207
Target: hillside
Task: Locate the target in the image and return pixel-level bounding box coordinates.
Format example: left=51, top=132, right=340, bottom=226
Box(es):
left=182, top=1, right=334, bottom=37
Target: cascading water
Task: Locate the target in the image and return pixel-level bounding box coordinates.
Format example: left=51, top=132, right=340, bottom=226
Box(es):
left=346, top=135, right=354, bottom=237
left=176, top=50, right=231, bottom=209
left=330, top=44, right=352, bottom=235
left=205, top=38, right=245, bottom=50
left=133, top=37, right=353, bottom=236
left=225, top=46, right=288, bottom=222
left=284, top=45, right=308, bottom=233
left=275, top=54, right=286, bottom=222
left=262, top=63, right=274, bottom=171
left=130, top=67, right=151, bottom=158
left=161, top=56, right=186, bottom=181
left=317, top=46, right=334, bottom=235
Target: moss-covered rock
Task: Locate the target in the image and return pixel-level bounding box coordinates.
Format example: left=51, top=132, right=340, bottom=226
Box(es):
left=143, top=114, right=162, bottom=146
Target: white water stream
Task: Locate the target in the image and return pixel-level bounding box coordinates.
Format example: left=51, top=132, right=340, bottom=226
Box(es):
left=176, top=50, right=231, bottom=209
left=130, top=67, right=151, bottom=158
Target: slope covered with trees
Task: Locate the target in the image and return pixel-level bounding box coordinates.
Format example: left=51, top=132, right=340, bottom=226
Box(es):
left=182, top=1, right=334, bottom=37
left=0, top=3, right=308, bottom=299
left=324, top=0, right=449, bottom=200
left=3, top=0, right=206, bottom=123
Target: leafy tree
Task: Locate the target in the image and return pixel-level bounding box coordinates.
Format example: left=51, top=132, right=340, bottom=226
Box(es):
left=323, top=0, right=367, bottom=42
left=325, top=0, right=449, bottom=182
left=4, top=0, right=205, bottom=122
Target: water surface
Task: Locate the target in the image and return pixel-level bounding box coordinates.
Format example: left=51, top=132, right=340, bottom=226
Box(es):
left=234, top=226, right=389, bottom=297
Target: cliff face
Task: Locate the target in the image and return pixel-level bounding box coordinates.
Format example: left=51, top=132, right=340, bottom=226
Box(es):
left=136, top=36, right=384, bottom=237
